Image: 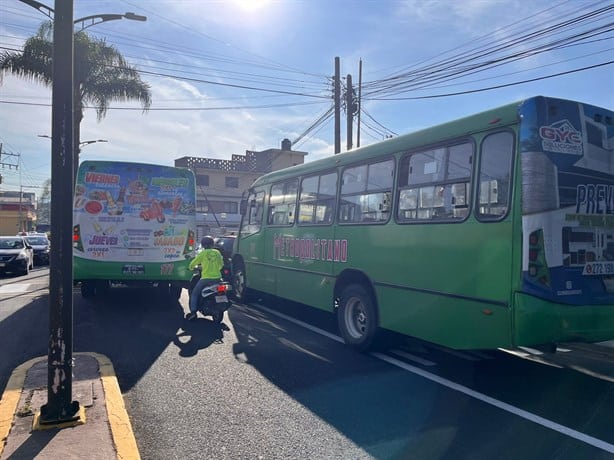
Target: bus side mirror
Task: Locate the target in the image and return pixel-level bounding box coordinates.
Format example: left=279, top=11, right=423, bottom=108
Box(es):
left=240, top=199, right=247, bottom=215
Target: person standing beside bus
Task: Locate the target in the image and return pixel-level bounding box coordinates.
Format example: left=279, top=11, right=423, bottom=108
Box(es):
left=186, top=236, right=224, bottom=321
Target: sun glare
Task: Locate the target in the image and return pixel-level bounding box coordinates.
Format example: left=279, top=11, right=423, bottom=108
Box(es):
left=231, top=0, right=272, bottom=13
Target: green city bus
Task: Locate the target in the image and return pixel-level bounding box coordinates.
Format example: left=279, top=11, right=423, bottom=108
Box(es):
left=73, top=160, right=197, bottom=299
left=232, top=96, right=614, bottom=351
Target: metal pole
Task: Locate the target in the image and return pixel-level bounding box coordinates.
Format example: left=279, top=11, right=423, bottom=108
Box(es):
left=334, top=57, right=341, bottom=154
left=346, top=74, right=353, bottom=151
left=357, top=59, right=362, bottom=148
left=40, top=0, right=79, bottom=423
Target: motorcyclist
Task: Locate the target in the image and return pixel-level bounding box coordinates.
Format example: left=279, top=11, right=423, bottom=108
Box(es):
left=186, top=236, right=224, bottom=321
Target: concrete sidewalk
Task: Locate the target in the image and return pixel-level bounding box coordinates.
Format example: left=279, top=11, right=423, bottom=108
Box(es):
left=0, top=353, right=139, bottom=459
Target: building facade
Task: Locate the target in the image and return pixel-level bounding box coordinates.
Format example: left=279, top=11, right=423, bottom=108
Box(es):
left=175, top=139, right=307, bottom=238
left=0, top=191, right=37, bottom=235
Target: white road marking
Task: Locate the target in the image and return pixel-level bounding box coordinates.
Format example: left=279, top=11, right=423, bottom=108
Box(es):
left=390, top=349, right=436, bottom=366
left=429, top=344, right=490, bottom=361
left=253, top=302, right=614, bottom=454
left=0, top=284, right=30, bottom=294
left=518, top=346, right=544, bottom=355
left=372, top=352, right=614, bottom=454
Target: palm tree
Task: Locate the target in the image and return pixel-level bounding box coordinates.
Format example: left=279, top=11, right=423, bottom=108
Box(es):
left=0, top=21, right=152, bottom=175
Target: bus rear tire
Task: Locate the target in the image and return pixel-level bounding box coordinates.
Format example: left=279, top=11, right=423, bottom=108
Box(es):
left=337, top=284, right=378, bottom=352
left=81, top=281, right=96, bottom=298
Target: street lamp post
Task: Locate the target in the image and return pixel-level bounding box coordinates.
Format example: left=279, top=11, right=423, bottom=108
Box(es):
left=42, top=0, right=79, bottom=425
left=17, top=0, right=147, bottom=426
left=39, top=134, right=109, bottom=148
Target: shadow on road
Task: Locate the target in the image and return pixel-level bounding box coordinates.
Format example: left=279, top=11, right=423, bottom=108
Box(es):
left=172, top=318, right=230, bottom=357
left=0, top=285, right=198, bottom=394
left=227, top=300, right=614, bottom=460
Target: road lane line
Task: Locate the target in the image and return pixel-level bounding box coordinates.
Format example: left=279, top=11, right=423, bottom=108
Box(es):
left=390, top=349, right=436, bottom=366
left=255, top=304, right=344, bottom=343
left=0, top=284, right=30, bottom=294
left=253, top=303, right=614, bottom=454
left=372, top=352, right=614, bottom=454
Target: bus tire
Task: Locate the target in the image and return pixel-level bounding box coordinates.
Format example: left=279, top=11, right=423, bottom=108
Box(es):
left=337, top=284, right=378, bottom=352
left=232, top=260, right=252, bottom=303
left=81, top=281, right=96, bottom=298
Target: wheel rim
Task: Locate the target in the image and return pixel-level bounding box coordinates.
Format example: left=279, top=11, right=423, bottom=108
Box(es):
left=234, top=270, right=246, bottom=299
left=344, top=296, right=368, bottom=340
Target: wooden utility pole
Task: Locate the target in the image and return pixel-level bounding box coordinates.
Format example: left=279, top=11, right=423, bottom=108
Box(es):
left=334, top=57, right=341, bottom=154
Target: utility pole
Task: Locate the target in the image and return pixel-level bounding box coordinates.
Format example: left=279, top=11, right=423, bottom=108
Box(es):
left=357, top=59, right=362, bottom=148
left=40, top=0, right=80, bottom=425
left=346, top=74, right=353, bottom=151
left=334, top=57, right=341, bottom=154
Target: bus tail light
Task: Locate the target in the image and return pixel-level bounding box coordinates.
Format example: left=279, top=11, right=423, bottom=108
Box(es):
left=183, top=230, right=195, bottom=254
left=73, top=225, right=84, bottom=251
left=528, top=229, right=550, bottom=286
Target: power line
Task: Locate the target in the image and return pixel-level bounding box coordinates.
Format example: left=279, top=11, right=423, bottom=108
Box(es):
left=365, top=60, right=614, bottom=101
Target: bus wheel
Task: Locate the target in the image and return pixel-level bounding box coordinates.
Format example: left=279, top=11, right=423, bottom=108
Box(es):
left=232, top=261, right=251, bottom=303
left=337, top=284, right=378, bottom=352
left=81, top=281, right=96, bottom=298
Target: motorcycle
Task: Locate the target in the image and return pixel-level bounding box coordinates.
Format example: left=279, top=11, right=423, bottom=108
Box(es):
left=188, top=267, right=232, bottom=323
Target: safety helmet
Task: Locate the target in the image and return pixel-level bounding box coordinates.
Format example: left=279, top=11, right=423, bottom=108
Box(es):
left=200, top=236, right=214, bottom=249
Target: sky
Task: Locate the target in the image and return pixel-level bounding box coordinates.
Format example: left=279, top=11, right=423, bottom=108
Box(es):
left=0, top=0, right=612, bottom=194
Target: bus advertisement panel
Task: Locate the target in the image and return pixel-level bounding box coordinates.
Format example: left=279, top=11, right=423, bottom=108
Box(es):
left=520, top=98, right=614, bottom=305
left=73, top=160, right=196, bottom=297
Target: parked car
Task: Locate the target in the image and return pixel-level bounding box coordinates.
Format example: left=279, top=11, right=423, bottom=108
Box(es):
left=0, top=236, right=34, bottom=276
left=24, top=233, right=50, bottom=265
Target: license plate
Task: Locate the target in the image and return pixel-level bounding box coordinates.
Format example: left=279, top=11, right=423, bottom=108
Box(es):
left=122, top=264, right=145, bottom=275
left=215, top=295, right=228, bottom=303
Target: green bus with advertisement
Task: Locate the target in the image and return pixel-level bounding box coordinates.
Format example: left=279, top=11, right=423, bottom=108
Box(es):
left=73, top=160, right=196, bottom=299
left=232, top=96, right=614, bottom=351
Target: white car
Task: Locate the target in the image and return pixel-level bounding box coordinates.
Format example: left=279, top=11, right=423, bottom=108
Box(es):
left=0, top=236, right=34, bottom=276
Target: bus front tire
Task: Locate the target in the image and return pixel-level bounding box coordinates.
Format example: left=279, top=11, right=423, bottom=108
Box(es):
left=337, top=284, right=378, bottom=352
left=232, top=261, right=252, bottom=303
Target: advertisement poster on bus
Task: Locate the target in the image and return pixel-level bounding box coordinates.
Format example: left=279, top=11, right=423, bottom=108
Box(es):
left=73, top=161, right=196, bottom=269
left=520, top=98, right=614, bottom=304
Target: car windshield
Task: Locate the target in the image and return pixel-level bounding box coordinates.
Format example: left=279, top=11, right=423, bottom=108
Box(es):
left=0, top=239, right=23, bottom=249
left=26, top=237, right=48, bottom=245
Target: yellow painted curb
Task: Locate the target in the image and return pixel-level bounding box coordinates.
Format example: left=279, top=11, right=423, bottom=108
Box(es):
left=0, top=353, right=140, bottom=460
left=0, top=356, right=45, bottom=456
left=32, top=405, right=86, bottom=431
left=86, top=352, right=141, bottom=460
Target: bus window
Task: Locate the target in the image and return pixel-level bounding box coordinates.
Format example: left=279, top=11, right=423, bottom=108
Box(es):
left=397, top=141, right=472, bottom=222
left=241, top=190, right=265, bottom=235
left=476, top=132, right=514, bottom=220
left=298, top=171, right=337, bottom=225
left=339, top=159, right=393, bottom=224
left=268, top=180, right=298, bottom=226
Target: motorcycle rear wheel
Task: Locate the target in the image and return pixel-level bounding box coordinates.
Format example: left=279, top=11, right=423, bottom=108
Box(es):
left=212, top=310, right=224, bottom=324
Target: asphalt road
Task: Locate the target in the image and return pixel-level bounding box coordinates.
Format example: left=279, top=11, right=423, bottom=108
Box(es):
left=1, top=268, right=613, bottom=459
